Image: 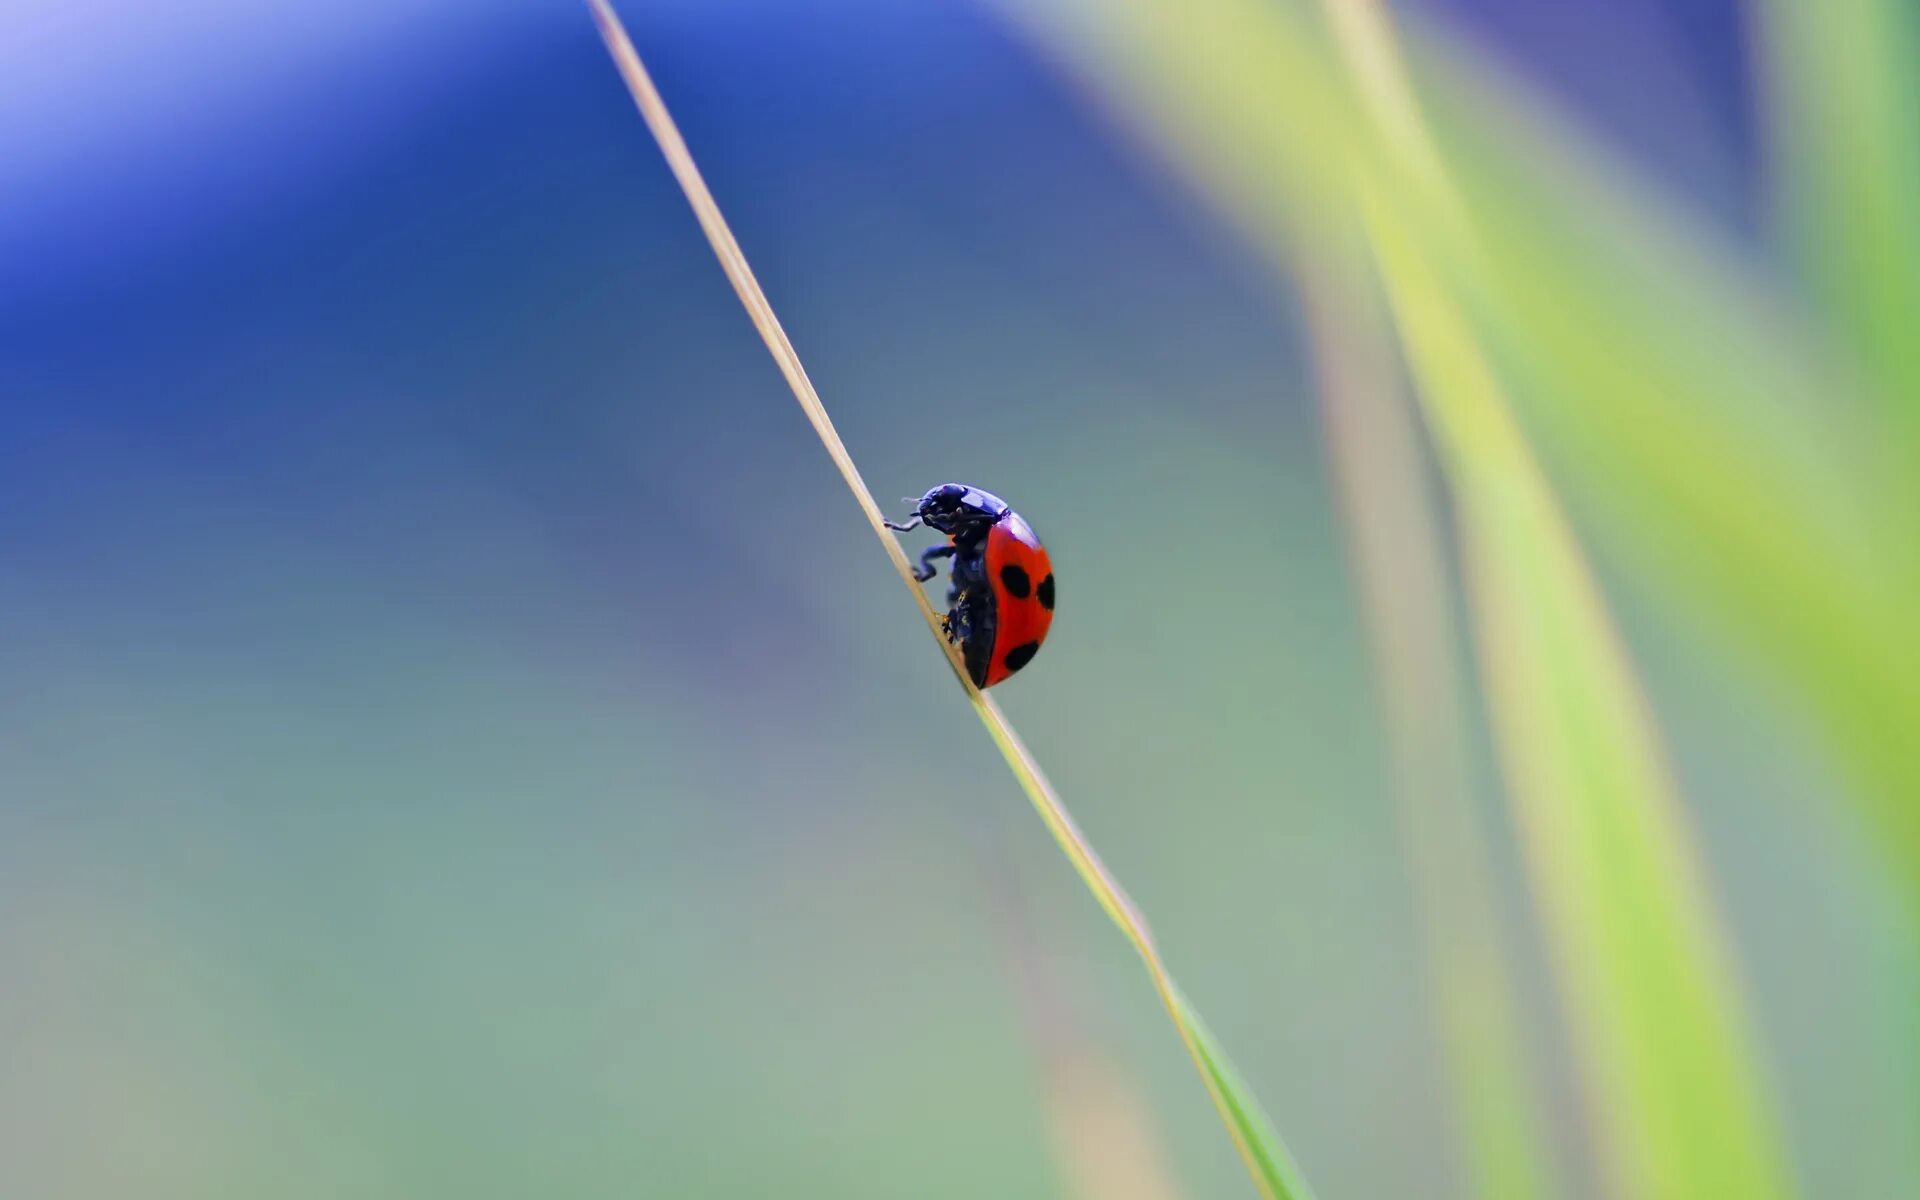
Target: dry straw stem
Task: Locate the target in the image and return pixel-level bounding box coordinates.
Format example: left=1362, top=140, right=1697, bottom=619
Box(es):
left=586, top=4, right=1313, bottom=1199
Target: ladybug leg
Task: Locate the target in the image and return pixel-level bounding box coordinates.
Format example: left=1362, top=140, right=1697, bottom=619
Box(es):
left=941, top=603, right=968, bottom=645
left=945, top=544, right=982, bottom=606
left=942, top=583, right=979, bottom=646
left=883, top=514, right=923, bottom=533
left=914, top=543, right=955, bottom=584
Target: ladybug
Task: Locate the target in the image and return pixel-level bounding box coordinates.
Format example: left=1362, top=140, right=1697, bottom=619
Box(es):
left=885, top=484, right=1055, bottom=688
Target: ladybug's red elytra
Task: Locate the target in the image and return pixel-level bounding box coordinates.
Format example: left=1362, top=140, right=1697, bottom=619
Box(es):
left=885, top=484, right=1055, bottom=688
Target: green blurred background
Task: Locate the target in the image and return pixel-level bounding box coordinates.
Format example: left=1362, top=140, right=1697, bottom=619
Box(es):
left=3, top=2, right=1914, bottom=1197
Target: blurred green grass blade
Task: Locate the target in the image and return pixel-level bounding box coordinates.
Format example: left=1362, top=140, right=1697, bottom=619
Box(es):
left=1753, top=0, right=1920, bottom=428
left=1401, top=44, right=1920, bottom=902
left=1005, top=0, right=1920, bottom=923
left=1360, top=181, right=1793, bottom=1200
left=1303, top=254, right=1560, bottom=1200
left=1002, top=2, right=1799, bottom=1194
left=1364, top=17, right=1920, bottom=906
left=1440, top=976, right=1556, bottom=1200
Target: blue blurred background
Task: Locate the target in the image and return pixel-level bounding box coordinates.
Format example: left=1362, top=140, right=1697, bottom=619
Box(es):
left=1, top=2, right=1906, bottom=1197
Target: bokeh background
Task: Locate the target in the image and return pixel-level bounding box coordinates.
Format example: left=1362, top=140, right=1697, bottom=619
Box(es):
left=3, top=2, right=1914, bottom=1198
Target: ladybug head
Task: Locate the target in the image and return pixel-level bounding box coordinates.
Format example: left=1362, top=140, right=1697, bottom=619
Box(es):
left=913, top=483, right=1004, bottom=535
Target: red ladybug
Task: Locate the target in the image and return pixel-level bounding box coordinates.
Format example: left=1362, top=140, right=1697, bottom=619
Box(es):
left=885, top=484, right=1055, bottom=688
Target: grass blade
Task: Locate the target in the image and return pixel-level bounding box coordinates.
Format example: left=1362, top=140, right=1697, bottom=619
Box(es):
left=1402, top=47, right=1920, bottom=895
left=1005, top=0, right=1920, bottom=920
left=585, top=4, right=1315, bottom=1196
left=1302, top=249, right=1561, bottom=1200
left=970, top=696, right=1314, bottom=1200
left=1752, top=0, right=1920, bottom=433
left=1332, top=10, right=1793, bottom=1195
left=980, top=848, right=1192, bottom=1200
left=1000, top=1, right=1798, bottom=1194
left=1361, top=179, right=1792, bottom=1200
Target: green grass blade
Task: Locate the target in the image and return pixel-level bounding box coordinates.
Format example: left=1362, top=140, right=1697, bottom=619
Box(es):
left=1753, top=0, right=1920, bottom=431
left=1400, top=43, right=1920, bottom=907
left=1004, top=0, right=1920, bottom=919
left=975, top=702, right=1316, bottom=1200
left=587, top=5, right=1316, bottom=1196
left=1167, top=984, right=1316, bottom=1200
left=1362, top=181, right=1793, bottom=1200
left=1303, top=254, right=1561, bottom=1200
left=1000, top=2, right=1799, bottom=1194
left=1337, top=10, right=1795, bottom=1194
left=982, top=853, right=1193, bottom=1200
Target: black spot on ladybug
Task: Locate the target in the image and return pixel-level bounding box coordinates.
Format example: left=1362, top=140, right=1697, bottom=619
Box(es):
left=1003, top=641, right=1041, bottom=673
left=1036, top=574, right=1055, bottom=611
left=999, top=564, right=1031, bottom=598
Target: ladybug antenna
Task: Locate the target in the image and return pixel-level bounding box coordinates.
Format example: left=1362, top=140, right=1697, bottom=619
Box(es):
left=882, top=496, right=924, bottom=533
